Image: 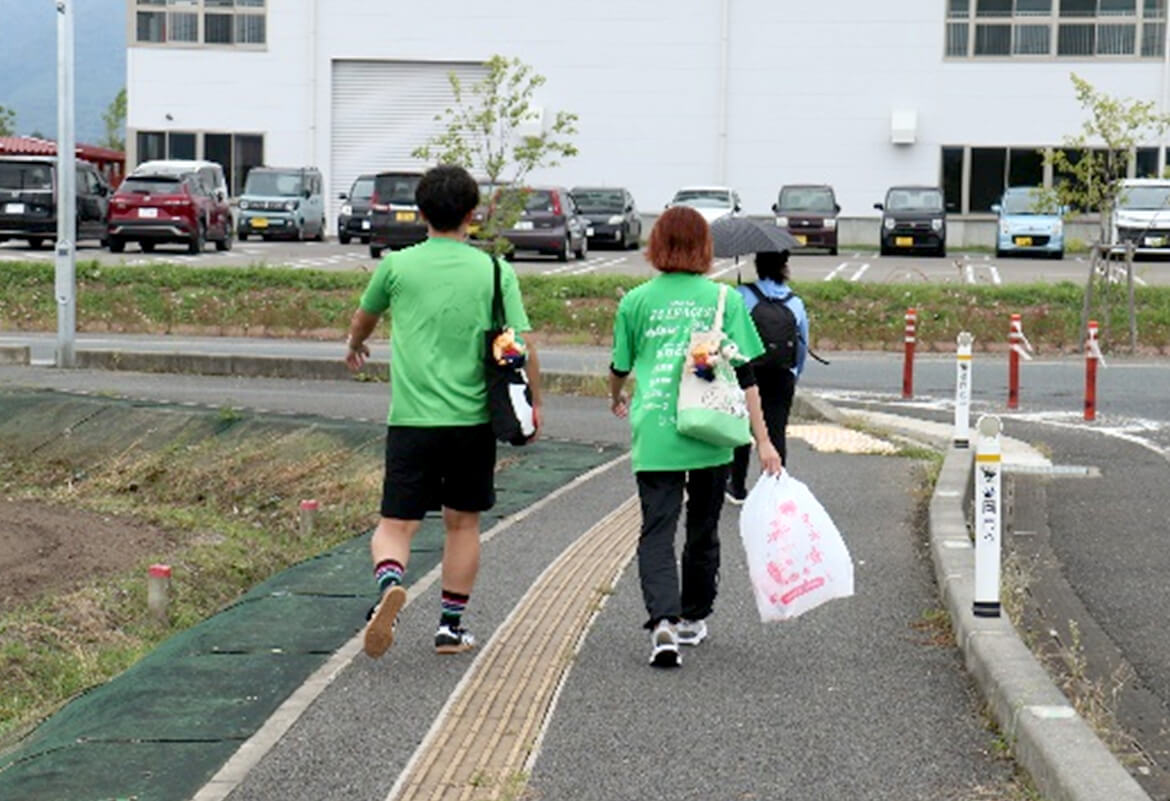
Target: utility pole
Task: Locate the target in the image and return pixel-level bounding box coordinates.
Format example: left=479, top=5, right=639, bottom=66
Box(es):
left=55, top=0, right=77, bottom=368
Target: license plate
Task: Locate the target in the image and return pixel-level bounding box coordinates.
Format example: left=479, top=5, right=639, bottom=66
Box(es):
left=794, top=234, right=808, bottom=246
left=252, top=217, right=269, bottom=228
left=1145, top=236, right=1165, bottom=247
left=1014, top=236, right=1033, bottom=247
left=513, top=221, right=534, bottom=231
left=468, top=224, right=481, bottom=235
left=361, top=219, right=371, bottom=230
left=4, top=203, right=25, bottom=215
left=138, top=207, right=158, bottom=219
left=395, top=211, right=416, bottom=222
left=895, top=236, right=914, bottom=247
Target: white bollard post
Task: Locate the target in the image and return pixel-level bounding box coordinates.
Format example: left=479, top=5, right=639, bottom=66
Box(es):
left=973, top=415, right=1003, bottom=618
left=299, top=498, right=319, bottom=537
left=954, top=331, right=974, bottom=447
left=147, top=563, right=172, bottom=621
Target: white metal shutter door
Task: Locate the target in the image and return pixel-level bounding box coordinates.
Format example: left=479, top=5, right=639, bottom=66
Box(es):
left=330, top=60, right=487, bottom=217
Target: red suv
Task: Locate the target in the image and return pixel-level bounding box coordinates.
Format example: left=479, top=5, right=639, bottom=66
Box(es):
left=107, top=172, right=232, bottom=254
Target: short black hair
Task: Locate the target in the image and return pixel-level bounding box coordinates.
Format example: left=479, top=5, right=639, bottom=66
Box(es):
left=755, top=250, right=790, bottom=283
left=415, top=165, right=480, bottom=232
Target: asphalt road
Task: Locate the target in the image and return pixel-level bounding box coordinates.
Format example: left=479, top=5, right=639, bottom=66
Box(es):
left=2, top=237, right=1160, bottom=286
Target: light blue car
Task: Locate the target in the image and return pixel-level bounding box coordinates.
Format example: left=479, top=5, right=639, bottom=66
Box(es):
left=993, top=187, right=1064, bottom=259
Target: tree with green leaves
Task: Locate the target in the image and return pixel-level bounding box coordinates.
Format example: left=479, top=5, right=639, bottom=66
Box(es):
left=0, top=106, right=15, bottom=137
left=412, top=55, right=579, bottom=253
left=1040, top=73, right=1170, bottom=244
left=100, top=88, right=127, bottom=152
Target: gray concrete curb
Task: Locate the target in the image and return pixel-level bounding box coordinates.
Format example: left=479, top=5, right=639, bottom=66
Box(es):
left=0, top=345, right=30, bottom=366
left=931, top=444, right=1149, bottom=801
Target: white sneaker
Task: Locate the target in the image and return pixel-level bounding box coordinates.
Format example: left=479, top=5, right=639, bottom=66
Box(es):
left=676, top=618, right=708, bottom=646
left=649, top=620, right=681, bottom=667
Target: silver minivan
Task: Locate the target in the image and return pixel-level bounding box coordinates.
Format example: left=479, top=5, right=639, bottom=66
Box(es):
left=237, top=166, right=327, bottom=241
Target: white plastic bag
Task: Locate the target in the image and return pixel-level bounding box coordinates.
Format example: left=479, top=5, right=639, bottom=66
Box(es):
left=738, top=472, right=855, bottom=622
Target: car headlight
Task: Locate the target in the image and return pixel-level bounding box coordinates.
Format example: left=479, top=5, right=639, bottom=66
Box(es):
left=775, top=216, right=789, bottom=227
left=883, top=217, right=895, bottom=230
left=239, top=200, right=250, bottom=210
left=284, top=200, right=299, bottom=212
left=1000, top=221, right=1010, bottom=235
left=341, top=204, right=352, bottom=216
left=1052, top=219, right=1063, bottom=235
left=607, top=215, right=624, bottom=225
left=931, top=218, right=944, bottom=232
left=824, top=218, right=836, bottom=230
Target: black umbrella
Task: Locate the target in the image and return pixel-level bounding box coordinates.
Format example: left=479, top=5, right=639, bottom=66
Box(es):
left=709, top=216, right=800, bottom=258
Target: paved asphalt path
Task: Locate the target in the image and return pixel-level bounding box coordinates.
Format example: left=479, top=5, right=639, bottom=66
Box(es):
left=3, top=237, right=1158, bottom=285
left=0, top=366, right=1016, bottom=799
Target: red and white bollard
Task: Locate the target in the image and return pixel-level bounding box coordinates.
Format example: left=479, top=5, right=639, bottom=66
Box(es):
left=148, top=564, right=172, bottom=621
left=902, top=308, right=917, bottom=399
left=1007, top=313, right=1033, bottom=410
left=1084, top=320, right=1106, bottom=421
left=299, top=499, right=319, bottom=537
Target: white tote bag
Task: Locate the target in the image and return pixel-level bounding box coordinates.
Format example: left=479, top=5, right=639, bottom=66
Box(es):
left=675, top=284, right=751, bottom=448
left=739, top=472, right=855, bottom=622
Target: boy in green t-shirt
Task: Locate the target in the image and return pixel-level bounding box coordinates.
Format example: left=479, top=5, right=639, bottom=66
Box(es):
left=344, top=165, right=542, bottom=658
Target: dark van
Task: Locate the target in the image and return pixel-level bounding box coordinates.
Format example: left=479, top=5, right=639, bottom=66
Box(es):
left=0, top=156, right=110, bottom=249
left=368, top=171, right=426, bottom=258
left=773, top=184, right=840, bottom=255
left=875, top=186, right=947, bottom=257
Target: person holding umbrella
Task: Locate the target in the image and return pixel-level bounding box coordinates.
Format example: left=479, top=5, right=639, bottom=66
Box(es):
left=706, top=217, right=810, bottom=503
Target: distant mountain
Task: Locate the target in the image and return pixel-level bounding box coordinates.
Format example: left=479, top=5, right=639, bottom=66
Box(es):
left=0, top=0, right=126, bottom=145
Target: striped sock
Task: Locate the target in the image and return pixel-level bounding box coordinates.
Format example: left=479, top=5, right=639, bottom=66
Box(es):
left=374, top=558, right=405, bottom=596
left=440, top=589, right=470, bottom=629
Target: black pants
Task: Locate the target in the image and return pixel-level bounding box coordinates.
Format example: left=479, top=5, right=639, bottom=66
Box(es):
left=634, top=464, right=729, bottom=629
left=730, top=366, right=795, bottom=493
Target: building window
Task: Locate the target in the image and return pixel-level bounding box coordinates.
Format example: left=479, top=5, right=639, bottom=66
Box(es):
left=136, top=131, right=166, bottom=162
left=941, top=147, right=965, bottom=213
left=131, top=0, right=266, bottom=47
left=947, top=0, right=1163, bottom=57
left=1135, top=146, right=1161, bottom=176
left=1009, top=147, right=1045, bottom=186
left=134, top=130, right=264, bottom=196
left=971, top=148, right=1009, bottom=211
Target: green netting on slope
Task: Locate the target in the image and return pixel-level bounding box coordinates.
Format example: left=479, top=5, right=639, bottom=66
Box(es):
left=0, top=390, right=622, bottom=801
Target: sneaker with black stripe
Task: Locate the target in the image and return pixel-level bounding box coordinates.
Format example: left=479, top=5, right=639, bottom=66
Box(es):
left=363, top=585, right=407, bottom=659
left=435, top=623, right=476, bottom=654
left=649, top=619, right=681, bottom=668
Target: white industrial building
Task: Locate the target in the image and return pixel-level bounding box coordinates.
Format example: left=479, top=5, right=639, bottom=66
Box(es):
left=125, top=0, right=1170, bottom=241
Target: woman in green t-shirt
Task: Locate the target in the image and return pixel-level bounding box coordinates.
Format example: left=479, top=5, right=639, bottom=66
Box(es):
left=609, top=206, right=782, bottom=668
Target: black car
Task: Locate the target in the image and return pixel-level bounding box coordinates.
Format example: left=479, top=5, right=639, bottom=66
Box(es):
left=337, top=174, right=374, bottom=245
left=570, top=186, right=641, bottom=249
left=368, top=171, right=426, bottom=258
left=0, top=156, right=110, bottom=249
left=875, top=186, right=947, bottom=257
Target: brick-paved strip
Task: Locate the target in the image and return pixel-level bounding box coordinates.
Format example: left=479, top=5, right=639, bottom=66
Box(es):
left=389, top=496, right=641, bottom=801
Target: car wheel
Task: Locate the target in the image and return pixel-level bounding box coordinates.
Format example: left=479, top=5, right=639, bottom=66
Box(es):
left=188, top=224, right=205, bottom=255
left=996, top=248, right=1005, bottom=259
left=360, top=236, right=370, bottom=245
left=339, top=232, right=351, bottom=245
left=1054, top=250, right=1065, bottom=260
left=575, top=233, right=587, bottom=260
left=108, top=237, right=125, bottom=253
left=828, top=246, right=838, bottom=256
left=238, top=232, right=248, bottom=242
left=936, top=245, right=946, bottom=258
left=558, top=235, right=570, bottom=262
left=216, top=226, right=232, bottom=252
left=370, top=245, right=383, bottom=259
left=141, top=241, right=155, bottom=253
left=315, top=219, right=326, bottom=242
left=27, top=238, right=45, bottom=250
left=879, top=243, right=891, bottom=257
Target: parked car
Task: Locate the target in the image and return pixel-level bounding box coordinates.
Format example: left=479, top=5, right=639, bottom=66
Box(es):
left=133, top=159, right=229, bottom=204
left=337, top=174, right=374, bottom=245
left=773, top=184, right=840, bottom=255
left=368, top=170, right=426, bottom=258
left=497, top=186, right=589, bottom=261
left=0, top=155, right=110, bottom=249
left=237, top=166, right=326, bottom=241
left=667, top=186, right=741, bottom=224
left=570, top=186, right=641, bottom=249
left=468, top=179, right=510, bottom=243
left=875, top=186, right=946, bottom=257
left=1109, top=178, right=1170, bottom=256
left=107, top=171, right=232, bottom=254
left=993, top=187, right=1064, bottom=259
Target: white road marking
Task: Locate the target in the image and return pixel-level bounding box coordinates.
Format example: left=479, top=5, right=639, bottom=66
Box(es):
left=540, top=262, right=580, bottom=276
left=965, top=262, right=975, bottom=284
left=567, top=255, right=626, bottom=276
left=709, top=259, right=741, bottom=279
left=849, top=263, right=870, bottom=282
left=824, top=262, right=849, bottom=281
left=988, top=264, right=1002, bottom=285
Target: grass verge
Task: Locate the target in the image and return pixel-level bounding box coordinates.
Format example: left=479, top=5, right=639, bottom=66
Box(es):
left=2, top=261, right=1169, bottom=351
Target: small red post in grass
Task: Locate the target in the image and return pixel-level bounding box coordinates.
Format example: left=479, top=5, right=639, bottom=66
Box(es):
left=1007, top=314, right=1022, bottom=410
left=1085, top=320, right=1101, bottom=421
left=299, top=499, right=319, bottom=537
left=148, top=564, right=172, bottom=620
left=902, top=308, right=917, bottom=399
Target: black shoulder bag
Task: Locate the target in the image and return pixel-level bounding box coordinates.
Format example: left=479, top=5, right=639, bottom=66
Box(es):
left=484, top=256, right=536, bottom=446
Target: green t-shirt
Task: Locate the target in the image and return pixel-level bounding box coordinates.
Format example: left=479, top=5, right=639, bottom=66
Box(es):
left=612, top=273, right=764, bottom=472
left=360, top=237, right=531, bottom=427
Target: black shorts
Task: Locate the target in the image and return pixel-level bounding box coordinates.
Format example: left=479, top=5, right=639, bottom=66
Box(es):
left=380, top=424, right=497, bottom=520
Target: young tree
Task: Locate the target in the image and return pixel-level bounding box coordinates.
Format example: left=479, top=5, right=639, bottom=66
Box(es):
left=412, top=55, right=579, bottom=253
left=0, top=106, right=15, bottom=137
left=1040, top=73, right=1170, bottom=244
left=100, top=89, right=127, bottom=152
